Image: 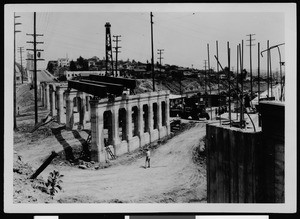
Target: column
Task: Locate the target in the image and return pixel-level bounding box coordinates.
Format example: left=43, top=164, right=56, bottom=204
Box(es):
left=65, top=91, right=74, bottom=130
left=57, top=87, right=65, bottom=124
left=90, top=101, right=105, bottom=162
left=112, top=105, right=120, bottom=147
left=45, top=84, right=50, bottom=110
left=157, top=100, right=162, bottom=139
left=138, top=102, right=144, bottom=147
left=126, top=103, right=133, bottom=151
left=165, top=96, right=171, bottom=135
left=41, top=83, right=44, bottom=107
left=51, top=86, right=56, bottom=117
left=148, top=101, right=154, bottom=142
left=79, top=93, right=86, bottom=129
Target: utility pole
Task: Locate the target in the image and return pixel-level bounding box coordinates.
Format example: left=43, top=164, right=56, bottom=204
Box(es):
left=227, top=42, right=231, bottom=127
left=236, top=44, right=239, bottom=120
left=26, top=12, right=44, bottom=124
left=267, top=40, right=270, bottom=98
left=157, top=49, right=164, bottom=72
left=105, top=22, right=113, bottom=76
left=14, top=13, right=21, bottom=131
left=239, top=40, right=244, bottom=126
left=113, top=35, right=121, bottom=77
left=207, top=44, right=212, bottom=119
left=246, top=34, right=255, bottom=97
left=150, top=12, right=155, bottom=91
left=203, top=60, right=208, bottom=107
left=258, top=42, right=260, bottom=102
left=216, top=40, right=221, bottom=125
left=18, top=46, right=25, bottom=84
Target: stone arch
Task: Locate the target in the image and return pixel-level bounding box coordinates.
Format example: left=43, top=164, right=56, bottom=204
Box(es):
left=118, top=108, right=127, bottom=141
left=162, top=101, right=166, bottom=126
left=143, top=104, right=149, bottom=132
left=153, top=102, right=158, bottom=130
left=104, top=110, right=113, bottom=146
left=132, top=106, right=139, bottom=137
left=73, top=96, right=81, bottom=127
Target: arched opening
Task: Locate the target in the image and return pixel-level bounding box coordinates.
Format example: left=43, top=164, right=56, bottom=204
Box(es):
left=132, top=106, right=138, bottom=137
left=162, top=101, right=166, bottom=126
left=143, top=104, right=149, bottom=132
left=86, top=96, right=90, bottom=111
left=153, top=102, right=158, bottom=130
left=119, top=108, right=127, bottom=141
left=104, top=110, right=113, bottom=146
left=73, top=97, right=81, bottom=127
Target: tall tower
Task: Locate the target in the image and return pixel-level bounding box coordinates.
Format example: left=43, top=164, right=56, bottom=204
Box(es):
left=105, top=22, right=113, bottom=76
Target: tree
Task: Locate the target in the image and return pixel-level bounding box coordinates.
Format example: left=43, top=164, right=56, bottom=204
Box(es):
left=47, top=62, right=54, bottom=74
left=69, top=60, right=77, bottom=71
left=76, top=56, right=88, bottom=70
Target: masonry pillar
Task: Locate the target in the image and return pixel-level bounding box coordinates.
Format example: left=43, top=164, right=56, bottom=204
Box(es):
left=51, top=86, right=57, bottom=117
left=66, top=91, right=75, bottom=130
left=57, top=86, right=65, bottom=124
left=148, top=101, right=154, bottom=142
left=45, top=84, right=50, bottom=110
left=79, top=93, right=86, bottom=129
left=138, top=101, right=144, bottom=147
left=112, top=105, right=121, bottom=147
left=165, top=96, right=171, bottom=135
left=126, top=104, right=133, bottom=151
left=157, top=100, right=162, bottom=132
left=90, top=100, right=105, bottom=162
left=40, top=83, right=44, bottom=107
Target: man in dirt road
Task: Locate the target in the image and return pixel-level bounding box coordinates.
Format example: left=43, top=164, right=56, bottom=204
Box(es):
left=145, top=149, right=150, bottom=168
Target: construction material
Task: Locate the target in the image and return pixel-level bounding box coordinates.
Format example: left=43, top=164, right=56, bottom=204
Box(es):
left=29, top=151, right=58, bottom=179
left=30, top=114, right=53, bottom=133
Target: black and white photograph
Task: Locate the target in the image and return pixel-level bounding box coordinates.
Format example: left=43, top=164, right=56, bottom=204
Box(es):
left=4, top=3, right=296, bottom=213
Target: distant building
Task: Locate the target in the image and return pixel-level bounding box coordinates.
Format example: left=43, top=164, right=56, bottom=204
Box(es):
left=26, top=52, right=34, bottom=83
left=57, top=58, right=70, bottom=67
left=15, top=62, right=25, bottom=84
left=64, top=70, right=106, bottom=80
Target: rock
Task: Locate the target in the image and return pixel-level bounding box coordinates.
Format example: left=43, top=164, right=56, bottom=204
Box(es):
left=90, top=161, right=95, bottom=164
left=78, top=165, right=87, bottom=169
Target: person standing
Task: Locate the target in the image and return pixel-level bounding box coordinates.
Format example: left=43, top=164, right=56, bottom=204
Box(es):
left=145, top=149, right=150, bottom=168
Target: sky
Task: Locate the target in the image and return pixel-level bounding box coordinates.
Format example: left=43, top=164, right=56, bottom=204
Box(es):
left=13, top=4, right=286, bottom=74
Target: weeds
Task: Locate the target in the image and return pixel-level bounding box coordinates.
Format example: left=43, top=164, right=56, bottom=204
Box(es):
left=45, top=170, right=63, bottom=197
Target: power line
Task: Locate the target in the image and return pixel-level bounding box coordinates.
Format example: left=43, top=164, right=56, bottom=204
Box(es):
left=246, top=33, right=255, bottom=96
left=157, top=49, right=164, bottom=70
left=18, top=47, right=25, bottom=84
left=14, top=13, right=22, bottom=131
left=150, top=12, right=155, bottom=91
left=26, top=12, right=45, bottom=124
left=113, top=35, right=121, bottom=77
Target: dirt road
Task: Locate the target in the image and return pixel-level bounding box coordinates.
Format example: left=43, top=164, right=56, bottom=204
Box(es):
left=52, top=123, right=207, bottom=203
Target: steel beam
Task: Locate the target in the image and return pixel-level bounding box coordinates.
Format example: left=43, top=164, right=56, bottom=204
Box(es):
left=88, top=75, right=136, bottom=90
left=68, top=80, right=108, bottom=97
left=80, top=79, right=124, bottom=94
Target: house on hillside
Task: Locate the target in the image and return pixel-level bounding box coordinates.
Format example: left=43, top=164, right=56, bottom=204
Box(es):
left=57, top=57, right=69, bottom=67
left=15, top=62, right=27, bottom=84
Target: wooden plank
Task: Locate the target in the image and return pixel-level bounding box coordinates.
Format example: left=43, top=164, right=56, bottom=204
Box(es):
left=245, top=133, right=254, bottom=202
left=216, top=125, right=224, bottom=202
left=222, top=127, right=230, bottom=202
left=208, top=124, right=218, bottom=202
left=206, top=124, right=211, bottom=203
left=229, top=129, right=239, bottom=202
left=238, top=130, right=245, bottom=202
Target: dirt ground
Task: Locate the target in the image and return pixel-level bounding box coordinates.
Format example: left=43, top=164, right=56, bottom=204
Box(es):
left=13, top=84, right=207, bottom=203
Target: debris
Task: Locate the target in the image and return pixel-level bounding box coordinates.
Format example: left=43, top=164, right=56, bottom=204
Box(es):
left=78, top=165, right=87, bottom=169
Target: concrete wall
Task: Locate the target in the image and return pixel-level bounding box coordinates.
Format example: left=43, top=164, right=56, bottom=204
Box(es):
left=89, top=90, right=170, bottom=162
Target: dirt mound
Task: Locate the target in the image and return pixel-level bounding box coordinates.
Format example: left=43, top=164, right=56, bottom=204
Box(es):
left=13, top=151, right=55, bottom=203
